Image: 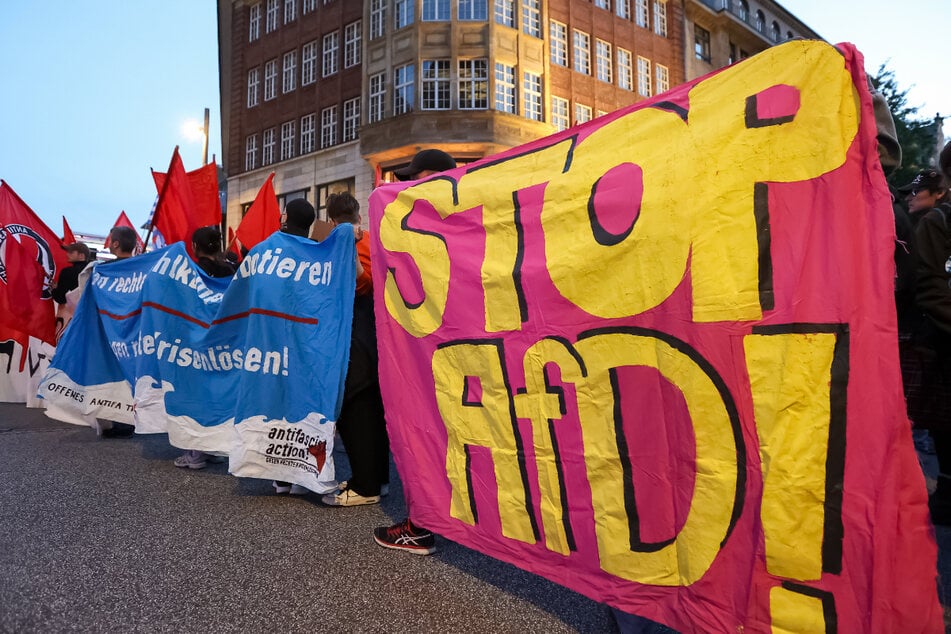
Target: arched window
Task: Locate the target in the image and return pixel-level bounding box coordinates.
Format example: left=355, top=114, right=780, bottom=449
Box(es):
left=755, top=10, right=765, bottom=32
left=736, top=0, right=748, bottom=21
left=786, top=30, right=793, bottom=40
left=771, top=21, right=780, bottom=42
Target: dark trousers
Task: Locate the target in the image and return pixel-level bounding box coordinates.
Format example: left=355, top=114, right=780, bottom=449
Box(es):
left=337, top=381, right=390, bottom=497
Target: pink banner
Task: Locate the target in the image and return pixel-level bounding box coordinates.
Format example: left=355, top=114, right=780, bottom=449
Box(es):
left=369, top=41, right=941, bottom=632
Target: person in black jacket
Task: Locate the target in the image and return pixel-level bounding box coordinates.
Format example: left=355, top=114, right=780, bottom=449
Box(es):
left=52, top=242, right=91, bottom=304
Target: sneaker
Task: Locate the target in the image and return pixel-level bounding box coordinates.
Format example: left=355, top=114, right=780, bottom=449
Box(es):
left=321, top=487, right=381, bottom=507
left=273, top=480, right=292, bottom=494
left=173, top=450, right=207, bottom=470
left=337, top=480, right=389, bottom=497
left=289, top=484, right=310, bottom=495
left=373, top=518, right=436, bottom=555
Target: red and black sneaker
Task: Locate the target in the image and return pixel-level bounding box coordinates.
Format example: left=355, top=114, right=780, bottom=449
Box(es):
left=373, top=518, right=436, bottom=555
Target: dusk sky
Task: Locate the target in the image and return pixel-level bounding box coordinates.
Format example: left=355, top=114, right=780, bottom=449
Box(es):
left=1, top=1, right=946, bottom=237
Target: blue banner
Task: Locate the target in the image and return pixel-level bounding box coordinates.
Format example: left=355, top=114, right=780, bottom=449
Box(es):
left=40, top=228, right=355, bottom=491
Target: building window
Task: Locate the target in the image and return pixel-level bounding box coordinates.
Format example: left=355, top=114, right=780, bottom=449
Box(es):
left=573, top=30, right=590, bottom=75
left=459, top=0, right=488, bottom=20
left=522, top=0, right=541, bottom=37
left=394, top=64, right=415, bottom=114
left=616, top=0, right=631, bottom=20
left=594, top=0, right=610, bottom=9
left=264, top=59, right=277, bottom=101
left=321, top=106, right=338, bottom=148
left=245, top=134, right=258, bottom=171
left=729, top=42, right=738, bottom=64
left=322, top=31, right=339, bottom=77
left=284, top=0, right=296, bottom=23
left=495, top=63, right=516, bottom=113
left=736, top=0, right=749, bottom=22
left=458, top=59, right=488, bottom=109
left=637, top=56, right=651, bottom=97
left=596, top=39, right=612, bottom=83
left=771, top=21, right=781, bottom=42
left=494, top=0, right=515, bottom=27
left=755, top=10, right=765, bottom=33
left=422, top=59, right=451, bottom=110
left=343, top=97, right=360, bottom=142
left=550, top=21, right=568, bottom=67
left=653, top=1, right=667, bottom=36
left=551, top=96, right=569, bottom=131
left=370, top=0, right=386, bottom=38
left=247, top=68, right=260, bottom=107
left=303, top=0, right=316, bottom=14
left=695, top=25, right=711, bottom=62
left=369, top=72, right=386, bottom=122
left=574, top=103, right=592, bottom=125
left=249, top=3, right=262, bottom=41
left=300, top=113, right=316, bottom=154
left=301, top=41, right=317, bottom=85
left=281, top=121, right=296, bottom=160
left=283, top=51, right=297, bottom=93
left=655, top=63, right=669, bottom=94
left=266, top=0, right=279, bottom=33
left=617, top=48, right=633, bottom=90
left=523, top=71, right=542, bottom=121
left=635, top=0, right=648, bottom=27
left=423, top=0, right=450, bottom=21
left=262, top=128, right=276, bottom=165
left=395, top=0, right=414, bottom=29
left=344, top=20, right=362, bottom=68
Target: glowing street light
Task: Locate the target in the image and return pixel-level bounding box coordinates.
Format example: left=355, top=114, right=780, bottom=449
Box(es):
left=181, top=107, right=210, bottom=166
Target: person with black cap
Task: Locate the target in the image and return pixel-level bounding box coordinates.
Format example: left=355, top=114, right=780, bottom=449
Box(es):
left=905, top=168, right=951, bottom=524
left=373, top=148, right=456, bottom=555
left=52, top=242, right=91, bottom=304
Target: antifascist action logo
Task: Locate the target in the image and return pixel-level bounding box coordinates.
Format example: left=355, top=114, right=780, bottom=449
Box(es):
left=0, top=224, right=58, bottom=300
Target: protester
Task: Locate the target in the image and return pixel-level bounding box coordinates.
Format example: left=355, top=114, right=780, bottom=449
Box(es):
left=372, top=149, right=456, bottom=554
left=908, top=169, right=951, bottom=523
left=173, top=226, right=237, bottom=470
left=52, top=243, right=91, bottom=304
left=272, top=198, right=316, bottom=495
left=320, top=192, right=389, bottom=507
left=97, top=225, right=140, bottom=439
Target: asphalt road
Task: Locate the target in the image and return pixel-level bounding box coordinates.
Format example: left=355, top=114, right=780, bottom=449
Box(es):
left=0, top=403, right=617, bottom=633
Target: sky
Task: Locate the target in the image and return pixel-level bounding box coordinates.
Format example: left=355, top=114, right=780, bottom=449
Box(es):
left=0, top=1, right=947, bottom=237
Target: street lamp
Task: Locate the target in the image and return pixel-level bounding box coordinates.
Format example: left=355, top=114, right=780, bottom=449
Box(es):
left=181, top=107, right=210, bottom=166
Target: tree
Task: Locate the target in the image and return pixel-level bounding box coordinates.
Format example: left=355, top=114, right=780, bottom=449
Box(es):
left=870, top=64, right=940, bottom=186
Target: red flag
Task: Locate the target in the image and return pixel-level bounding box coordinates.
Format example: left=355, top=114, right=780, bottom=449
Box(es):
left=112, top=211, right=146, bottom=254
left=62, top=216, right=76, bottom=245
left=150, top=148, right=221, bottom=256
left=227, top=227, right=243, bottom=262
left=0, top=181, right=70, bottom=349
left=234, top=172, right=280, bottom=251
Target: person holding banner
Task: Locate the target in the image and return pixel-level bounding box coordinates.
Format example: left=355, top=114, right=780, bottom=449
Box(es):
left=98, top=225, right=139, bottom=439
left=909, top=169, right=951, bottom=523
left=320, top=192, right=389, bottom=507
left=52, top=243, right=91, bottom=304
left=173, top=226, right=237, bottom=470
left=272, top=198, right=318, bottom=495
left=373, top=149, right=456, bottom=554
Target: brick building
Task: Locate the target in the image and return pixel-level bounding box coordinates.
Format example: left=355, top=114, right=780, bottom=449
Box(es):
left=217, top=0, right=814, bottom=231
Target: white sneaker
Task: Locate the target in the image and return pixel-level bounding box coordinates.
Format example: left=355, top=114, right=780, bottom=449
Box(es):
left=272, top=481, right=291, bottom=494
left=337, top=480, right=389, bottom=496
left=321, top=487, right=381, bottom=507
left=173, top=450, right=207, bottom=470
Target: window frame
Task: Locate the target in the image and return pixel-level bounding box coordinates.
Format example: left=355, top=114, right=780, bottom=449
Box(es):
left=573, top=29, right=591, bottom=75
left=617, top=47, right=633, bottom=90
left=301, top=41, right=318, bottom=85
left=369, top=71, right=386, bottom=122
left=280, top=120, right=296, bottom=160
left=245, top=134, right=258, bottom=171
left=494, top=62, right=516, bottom=114
left=322, top=31, right=339, bottom=77
left=262, top=127, right=276, bottom=165
left=422, top=59, right=451, bottom=110
left=595, top=39, right=612, bottom=83
left=551, top=95, right=569, bottom=131
left=550, top=20, right=568, bottom=67
left=344, top=20, right=362, bottom=68
left=522, top=71, right=542, bottom=121
left=494, top=0, right=515, bottom=27
left=300, top=113, right=316, bottom=155
left=458, top=58, right=488, bottom=110
left=521, top=0, right=541, bottom=37
left=264, top=59, right=278, bottom=101
left=320, top=105, right=338, bottom=148
left=394, top=63, right=416, bottom=114
left=282, top=51, right=297, bottom=94
left=247, top=67, right=260, bottom=108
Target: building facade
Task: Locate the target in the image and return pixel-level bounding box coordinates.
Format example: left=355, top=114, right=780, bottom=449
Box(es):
left=218, top=0, right=813, bottom=232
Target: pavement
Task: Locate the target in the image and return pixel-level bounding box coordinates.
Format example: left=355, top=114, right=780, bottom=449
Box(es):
left=0, top=403, right=616, bottom=633
left=3, top=402, right=950, bottom=633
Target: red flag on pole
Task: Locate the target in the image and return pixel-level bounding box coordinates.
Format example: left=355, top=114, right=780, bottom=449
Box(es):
left=62, top=216, right=76, bottom=245
left=112, top=211, right=145, bottom=254
left=227, top=227, right=243, bottom=262
left=0, top=180, right=70, bottom=350
left=150, top=147, right=222, bottom=258
left=234, top=172, right=280, bottom=251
